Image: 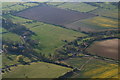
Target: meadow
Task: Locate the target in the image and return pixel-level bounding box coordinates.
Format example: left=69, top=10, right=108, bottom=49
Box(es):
left=2, top=2, right=39, bottom=14
left=57, top=2, right=98, bottom=12
left=4, top=15, right=87, bottom=56
left=2, top=32, right=23, bottom=43
left=3, top=62, right=72, bottom=78
left=63, top=57, right=118, bottom=78
left=90, top=8, right=118, bottom=19
left=64, top=16, right=118, bottom=32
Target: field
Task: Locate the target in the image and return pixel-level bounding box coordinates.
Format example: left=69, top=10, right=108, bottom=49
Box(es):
left=2, top=2, right=119, bottom=78
left=90, top=8, right=118, bottom=19
left=46, top=2, right=64, bottom=6
left=86, top=2, right=117, bottom=10
left=64, top=16, right=118, bottom=32
left=15, top=4, right=96, bottom=26
left=63, top=57, right=118, bottom=78
left=87, top=39, right=119, bottom=60
left=3, top=62, right=72, bottom=78
left=57, top=2, right=98, bottom=12
left=4, top=15, right=86, bottom=55
left=2, top=2, right=39, bottom=14
left=2, top=32, right=23, bottom=43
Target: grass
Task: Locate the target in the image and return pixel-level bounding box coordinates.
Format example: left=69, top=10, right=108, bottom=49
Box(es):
left=5, top=15, right=87, bottom=56
left=65, top=16, right=118, bottom=32
left=2, top=54, right=19, bottom=67
left=80, top=16, right=118, bottom=28
left=90, top=8, right=118, bottom=19
left=2, top=32, right=23, bottom=43
left=2, top=53, right=31, bottom=68
left=57, top=2, right=97, bottom=12
left=0, top=28, right=7, bottom=33
left=2, top=2, right=18, bottom=8
left=2, top=2, right=39, bottom=14
left=3, top=62, right=72, bottom=78
left=46, top=2, right=64, bottom=6
left=3, top=14, right=32, bottom=24
left=87, top=2, right=117, bottom=9
left=29, top=22, right=86, bottom=55
left=63, top=57, right=118, bottom=78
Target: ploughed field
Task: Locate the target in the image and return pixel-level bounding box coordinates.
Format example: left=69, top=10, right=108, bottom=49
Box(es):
left=87, top=39, right=119, bottom=60
left=15, top=4, right=96, bottom=27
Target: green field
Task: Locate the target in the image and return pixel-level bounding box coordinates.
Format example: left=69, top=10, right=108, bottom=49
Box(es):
left=0, top=28, right=7, bottom=33
left=2, top=53, right=31, bottom=68
left=3, top=62, right=72, bottom=78
left=57, top=2, right=98, bottom=12
left=87, top=2, right=117, bottom=9
left=2, top=2, right=39, bottom=14
left=65, top=16, right=118, bottom=32
left=90, top=8, right=118, bottom=19
left=63, top=57, right=118, bottom=78
left=4, top=15, right=86, bottom=55
left=46, top=2, right=64, bottom=6
left=2, top=32, right=23, bottom=43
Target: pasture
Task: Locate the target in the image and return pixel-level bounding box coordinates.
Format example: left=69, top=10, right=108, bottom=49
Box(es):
left=57, top=2, right=97, bottom=12
left=27, top=21, right=86, bottom=55
left=15, top=4, right=96, bottom=26
left=3, top=62, right=72, bottom=78
left=63, top=57, right=118, bottom=78
left=2, top=2, right=39, bottom=14
left=5, top=15, right=86, bottom=55
left=2, top=32, right=23, bottom=43
left=87, top=39, right=119, bottom=60
left=90, top=8, right=118, bottom=19
left=64, top=16, right=118, bottom=32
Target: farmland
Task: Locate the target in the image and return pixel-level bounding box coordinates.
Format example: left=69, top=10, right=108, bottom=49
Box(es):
left=64, top=16, right=118, bottom=32
left=2, top=32, right=23, bottom=43
left=57, top=2, right=98, bottom=12
left=2, top=2, right=39, bottom=14
left=90, top=8, right=118, bottom=19
left=3, top=15, right=86, bottom=56
left=15, top=4, right=96, bottom=26
left=3, top=62, right=72, bottom=78
left=87, top=39, right=119, bottom=60
left=1, top=2, right=119, bottom=79
left=63, top=57, right=119, bottom=78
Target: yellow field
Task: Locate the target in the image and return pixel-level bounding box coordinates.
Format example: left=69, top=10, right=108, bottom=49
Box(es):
left=82, top=16, right=118, bottom=28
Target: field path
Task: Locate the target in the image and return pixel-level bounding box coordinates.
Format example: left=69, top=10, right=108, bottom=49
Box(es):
left=79, top=57, right=93, bottom=71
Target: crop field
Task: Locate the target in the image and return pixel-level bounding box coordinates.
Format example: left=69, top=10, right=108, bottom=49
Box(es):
left=1, top=2, right=119, bottom=78
left=3, top=62, right=72, bottom=78
left=5, top=15, right=86, bottom=55
left=87, top=39, right=119, bottom=60
left=15, top=4, right=96, bottom=26
left=63, top=57, right=119, bottom=78
left=64, top=16, right=118, bottom=32
left=90, top=8, right=118, bottom=19
left=57, top=2, right=98, bottom=12
left=2, top=2, right=39, bottom=14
